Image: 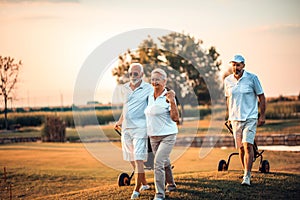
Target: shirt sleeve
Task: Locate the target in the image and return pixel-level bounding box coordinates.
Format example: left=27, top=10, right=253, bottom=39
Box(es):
left=253, top=75, right=264, bottom=95
left=224, top=78, right=229, bottom=97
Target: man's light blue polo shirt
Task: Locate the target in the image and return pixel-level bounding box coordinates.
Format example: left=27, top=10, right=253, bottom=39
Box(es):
left=122, top=81, right=153, bottom=129
left=224, top=71, right=264, bottom=121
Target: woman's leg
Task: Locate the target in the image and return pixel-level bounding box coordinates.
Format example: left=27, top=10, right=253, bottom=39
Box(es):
left=151, top=134, right=176, bottom=199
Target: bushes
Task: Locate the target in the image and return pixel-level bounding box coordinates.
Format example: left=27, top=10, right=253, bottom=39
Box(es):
left=0, top=110, right=122, bottom=129
left=0, top=113, right=44, bottom=128
left=41, top=116, right=66, bottom=142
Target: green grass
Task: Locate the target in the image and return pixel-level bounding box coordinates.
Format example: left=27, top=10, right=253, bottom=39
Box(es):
left=0, top=125, right=120, bottom=140
left=256, top=119, right=300, bottom=134
left=0, top=143, right=299, bottom=199
left=18, top=171, right=298, bottom=200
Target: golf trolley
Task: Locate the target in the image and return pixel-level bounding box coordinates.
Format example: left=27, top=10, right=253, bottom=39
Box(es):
left=114, top=128, right=155, bottom=186
left=217, top=121, right=270, bottom=173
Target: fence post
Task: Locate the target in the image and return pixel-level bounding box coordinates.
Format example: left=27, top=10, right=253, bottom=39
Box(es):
left=9, top=183, right=12, bottom=200
left=4, top=167, right=7, bottom=182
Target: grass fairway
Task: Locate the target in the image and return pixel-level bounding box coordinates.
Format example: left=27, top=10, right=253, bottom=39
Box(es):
left=41, top=171, right=299, bottom=200
left=0, top=142, right=299, bottom=199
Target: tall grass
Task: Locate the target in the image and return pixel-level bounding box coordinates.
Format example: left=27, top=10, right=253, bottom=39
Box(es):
left=0, top=101, right=298, bottom=129
left=0, top=110, right=122, bottom=129
left=265, top=101, right=300, bottom=119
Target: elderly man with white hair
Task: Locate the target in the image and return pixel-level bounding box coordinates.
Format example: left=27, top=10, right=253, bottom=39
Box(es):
left=115, top=63, right=152, bottom=199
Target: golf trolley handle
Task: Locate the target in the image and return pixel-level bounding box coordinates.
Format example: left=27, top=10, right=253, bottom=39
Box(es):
left=114, top=126, right=122, bottom=136
left=225, top=121, right=233, bottom=134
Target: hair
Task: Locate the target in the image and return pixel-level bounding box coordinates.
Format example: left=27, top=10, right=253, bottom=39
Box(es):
left=129, top=63, right=144, bottom=73
left=151, top=68, right=167, bottom=80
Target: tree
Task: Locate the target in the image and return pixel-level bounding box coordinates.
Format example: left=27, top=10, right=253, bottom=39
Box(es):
left=222, top=65, right=232, bottom=80
left=0, top=56, right=21, bottom=130
left=158, top=32, right=222, bottom=106
left=112, top=32, right=223, bottom=123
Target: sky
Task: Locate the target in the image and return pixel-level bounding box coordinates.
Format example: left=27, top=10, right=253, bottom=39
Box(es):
left=0, top=0, right=299, bottom=107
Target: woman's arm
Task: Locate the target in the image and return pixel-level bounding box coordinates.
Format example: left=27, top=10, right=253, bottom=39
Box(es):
left=165, top=90, right=179, bottom=123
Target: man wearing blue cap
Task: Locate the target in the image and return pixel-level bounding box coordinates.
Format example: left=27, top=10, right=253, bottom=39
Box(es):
left=224, top=54, right=266, bottom=186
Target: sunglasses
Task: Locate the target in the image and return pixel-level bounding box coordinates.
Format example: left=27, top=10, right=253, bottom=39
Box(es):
left=151, top=78, right=163, bottom=82
left=232, top=63, right=243, bottom=67
left=129, top=72, right=139, bottom=77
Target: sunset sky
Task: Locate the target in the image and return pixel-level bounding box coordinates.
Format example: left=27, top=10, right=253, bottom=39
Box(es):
left=0, top=0, right=299, bottom=107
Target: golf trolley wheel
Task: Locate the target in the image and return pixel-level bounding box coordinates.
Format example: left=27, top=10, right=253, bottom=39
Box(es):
left=118, top=173, right=131, bottom=186
left=218, top=159, right=228, bottom=171
left=259, top=160, right=270, bottom=173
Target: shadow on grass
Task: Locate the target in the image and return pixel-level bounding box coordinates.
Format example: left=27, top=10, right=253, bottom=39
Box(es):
left=108, top=171, right=300, bottom=200
left=2, top=171, right=299, bottom=200
left=167, top=172, right=299, bottom=200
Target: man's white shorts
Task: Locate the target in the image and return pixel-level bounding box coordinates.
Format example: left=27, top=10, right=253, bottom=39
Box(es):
left=231, top=119, right=257, bottom=148
left=121, top=128, right=148, bottom=161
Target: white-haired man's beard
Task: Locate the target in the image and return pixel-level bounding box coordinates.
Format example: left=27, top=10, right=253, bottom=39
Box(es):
left=130, top=78, right=141, bottom=85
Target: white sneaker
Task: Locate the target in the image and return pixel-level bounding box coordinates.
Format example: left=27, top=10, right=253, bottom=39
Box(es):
left=166, top=184, right=177, bottom=192
left=153, top=197, right=164, bottom=200
left=140, top=184, right=150, bottom=191
left=131, top=191, right=140, bottom=199
left=241, top=176, right=251, bottom=186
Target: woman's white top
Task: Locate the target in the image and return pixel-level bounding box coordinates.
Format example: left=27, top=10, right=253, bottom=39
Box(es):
left=144, top=89, right=178, bottom=136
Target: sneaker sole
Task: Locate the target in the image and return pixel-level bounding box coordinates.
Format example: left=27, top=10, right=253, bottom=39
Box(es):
left=241, top=182, right=251, bottom=186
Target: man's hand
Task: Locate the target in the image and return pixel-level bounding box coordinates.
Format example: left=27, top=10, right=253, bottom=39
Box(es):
left=114, top=122, right=121, bottom=130
left=114, top=122, right=122, bottom=136
left=257, top=116, right=265, bottom=126
left=114, top=113, right=123, bottom=133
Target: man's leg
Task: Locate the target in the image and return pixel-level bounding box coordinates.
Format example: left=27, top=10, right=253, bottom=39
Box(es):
left=133, top=160, right=145, bottom=192
left=232, top=121, right=244, bottom=170
left=131, top=133, right=149, bottom=197
left=241, top=119, right=256, bottom=185
left=243, top=142, right=254, bottom=176
left=130, top=161, right=136, bottom=169
left=130, top=160, right=147, bottom=189
left=239, top=146, right=245, bottom=170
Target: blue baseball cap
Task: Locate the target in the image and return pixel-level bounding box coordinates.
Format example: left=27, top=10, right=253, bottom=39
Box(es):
left=230, top=54, right=245, bottom=63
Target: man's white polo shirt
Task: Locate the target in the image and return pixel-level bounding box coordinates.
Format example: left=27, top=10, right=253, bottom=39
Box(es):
left=224, top=70, right=264, bottom=121
left=122, top=80, right=153, bottom=129
left=144, top=89, right=178, bottom=136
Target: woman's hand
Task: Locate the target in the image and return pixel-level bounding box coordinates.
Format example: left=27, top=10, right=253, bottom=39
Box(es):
left=166, top=90, right=179, bottom=123
left=165, top=90, right=176, bottom=103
